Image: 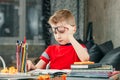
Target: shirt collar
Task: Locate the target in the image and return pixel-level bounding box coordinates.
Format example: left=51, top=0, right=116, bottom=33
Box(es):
left=59, top=43, right=71, bottom=46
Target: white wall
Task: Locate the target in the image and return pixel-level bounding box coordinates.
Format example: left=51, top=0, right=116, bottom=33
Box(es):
left=87, top=0, right=120, bottom=48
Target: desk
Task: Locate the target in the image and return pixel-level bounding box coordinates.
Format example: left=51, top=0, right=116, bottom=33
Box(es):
left=0, top=76, right=110, bottom=80
left=0, top=69, right=117, bottom=80
left=0, top=73, right=37, bottom=80
left=0, top=77, right=37, bottom=80
left=0, top=75, right=114, bottom=80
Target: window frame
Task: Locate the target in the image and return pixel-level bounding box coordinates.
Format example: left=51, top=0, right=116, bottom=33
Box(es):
left=0, top=0, right=45, bottom=45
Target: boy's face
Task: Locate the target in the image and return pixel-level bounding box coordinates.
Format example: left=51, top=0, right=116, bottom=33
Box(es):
left=51, top=21, right=76, bottom=45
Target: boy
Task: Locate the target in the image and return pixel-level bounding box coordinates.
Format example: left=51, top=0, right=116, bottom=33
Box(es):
left=27, top=9, right=89, bottom=70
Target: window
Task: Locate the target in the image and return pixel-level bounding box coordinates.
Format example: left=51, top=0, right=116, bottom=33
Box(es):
left=0, top=0, right=46, bottom=45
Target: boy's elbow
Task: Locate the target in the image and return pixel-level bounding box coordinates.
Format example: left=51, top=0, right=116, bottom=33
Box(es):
left=87, top=55, right=90, bottom=61
left=81, top=55, right=90, bottom=62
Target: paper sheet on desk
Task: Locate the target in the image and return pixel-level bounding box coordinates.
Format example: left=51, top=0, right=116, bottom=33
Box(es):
left=0, top=73, right=31, bottom=78
left=28, top=69, right=71, bottom=75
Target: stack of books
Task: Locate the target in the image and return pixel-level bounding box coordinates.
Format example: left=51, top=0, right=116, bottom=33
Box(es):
left=68, top=61, right=114, bottom=78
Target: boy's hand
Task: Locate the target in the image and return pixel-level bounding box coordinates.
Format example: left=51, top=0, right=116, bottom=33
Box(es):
left=66, top=24, right=76, bottom=39
left=26, top=60, right=36, bottom=71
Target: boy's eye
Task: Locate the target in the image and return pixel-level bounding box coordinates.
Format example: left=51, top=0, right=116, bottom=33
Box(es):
left=51, top=27, right=67, bottom=34
left=57, top=27, right=65, bottom=33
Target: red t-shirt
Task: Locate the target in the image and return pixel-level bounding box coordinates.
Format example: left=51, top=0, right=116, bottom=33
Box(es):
left=40, top=43, right=86, bottom=69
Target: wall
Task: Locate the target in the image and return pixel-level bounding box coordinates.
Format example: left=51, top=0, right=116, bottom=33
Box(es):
left=87, top=0, right=120, bottom=48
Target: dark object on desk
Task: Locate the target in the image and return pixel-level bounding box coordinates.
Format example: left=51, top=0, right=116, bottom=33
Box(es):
left=99, top=47, right=120, bottom=70
left=51, top=72, right=67, bottom=77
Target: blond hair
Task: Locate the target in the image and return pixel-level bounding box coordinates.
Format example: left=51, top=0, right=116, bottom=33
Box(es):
left=48, top=9, right=76, bottom=26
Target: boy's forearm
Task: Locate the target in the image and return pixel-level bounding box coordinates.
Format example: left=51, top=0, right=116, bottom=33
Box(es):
left=69, top=36, right=89, bottom=61
left=27, top=60, right=36, bottom=71
left=35, top=60, right=47, bottom=69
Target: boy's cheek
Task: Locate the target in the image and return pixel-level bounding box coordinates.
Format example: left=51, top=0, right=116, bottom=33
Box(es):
left=65, top=29, right=74, bottom=34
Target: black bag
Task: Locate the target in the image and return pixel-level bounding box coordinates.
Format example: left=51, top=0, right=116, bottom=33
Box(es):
left=99, top=40, right=114, bottom=55
left=89, top=44, right=104, bottom=63
left=84, top=22, right=94, bottom=50
left=99, top=47, right=120, bottom=70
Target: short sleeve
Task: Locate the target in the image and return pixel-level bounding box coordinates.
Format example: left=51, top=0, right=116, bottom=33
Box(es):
left=40, top=46, right=52, bottom=63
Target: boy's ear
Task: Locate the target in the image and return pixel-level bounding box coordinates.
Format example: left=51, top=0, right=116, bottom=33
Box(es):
left=73, top=26, right=77, bottom=32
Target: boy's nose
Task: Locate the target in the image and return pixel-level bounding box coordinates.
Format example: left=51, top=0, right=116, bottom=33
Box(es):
left=56, top=33, right=61, bottom=39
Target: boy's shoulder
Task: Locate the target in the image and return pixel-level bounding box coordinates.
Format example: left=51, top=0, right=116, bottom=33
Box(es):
left=47, top=44, right=71, bottom=48
left=48, top=43, right=86, bottom=48
left=47, top=44, right=59, bottom=48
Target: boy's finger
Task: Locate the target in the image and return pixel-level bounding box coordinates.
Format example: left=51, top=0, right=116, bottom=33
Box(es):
left=27, top=64, right=30, bottom=71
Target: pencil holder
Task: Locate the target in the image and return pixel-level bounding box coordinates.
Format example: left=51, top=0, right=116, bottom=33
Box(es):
left=16, top=38, right=28, bottom=73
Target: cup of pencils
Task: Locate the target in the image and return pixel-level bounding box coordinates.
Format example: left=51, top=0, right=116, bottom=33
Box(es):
left=16, top=37, right=28, bottom=73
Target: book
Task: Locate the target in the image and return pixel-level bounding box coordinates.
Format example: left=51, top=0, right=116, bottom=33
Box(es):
left=67, top=71, right=110, bottom=78
left=28, top=69, right=71, bottom=76
left=74, top=61, right=94, bottom=65
left=71, top=65, right=114, bottom=73
left=68, top=65, right=114, bottom=78
left=66, top=76, right=108, bottom=80
left=71, top=63, right=102, bottom=69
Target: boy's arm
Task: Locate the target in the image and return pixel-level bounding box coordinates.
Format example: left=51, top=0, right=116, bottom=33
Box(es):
left=66, top=25, right=89, bottom=61
left=69, top=36, right=89, bottom=61
left=27, top=60, right=36, bottom=71
left=35, top=59, right=47, bottom=69
left=27, top=59, right=47, bottom=71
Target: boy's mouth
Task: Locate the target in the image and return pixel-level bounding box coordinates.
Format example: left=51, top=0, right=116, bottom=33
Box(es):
left=58, top=40, right=63, bottom=42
